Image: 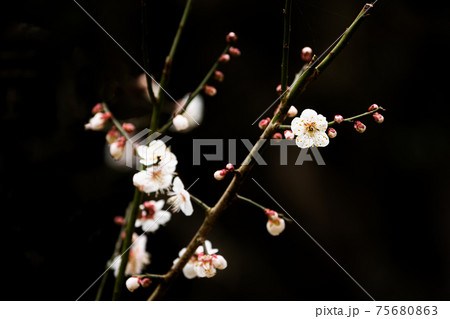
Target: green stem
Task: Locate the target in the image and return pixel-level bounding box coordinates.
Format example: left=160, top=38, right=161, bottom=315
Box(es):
left=280, top=0, right=292, bottom=92
left=141, top=0, right=158, bottom=106
left=154, top=0, right=193, bottom=133
left=137, top=274, right=166, bottom=280
left=112, top=188, right=143, bottom=300
left=95, top=268, right=109, bottom=301
left=288, top=3, right=374, bottom=103
left=158, top=0, right=193, bottom=95
left=101, top=103, right=135, bottom=147
left=277, top=107, right=385, bottom=130
left=328, top=107, right=385, bottom=126
left=190, top=194, right=211, bottom=212
left=236, top=194, right=266, bottom=211
left=158, top=44, right=231, bottom=134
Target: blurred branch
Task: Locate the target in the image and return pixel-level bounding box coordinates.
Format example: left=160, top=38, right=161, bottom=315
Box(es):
left=141, top=0, right=158, bottom=106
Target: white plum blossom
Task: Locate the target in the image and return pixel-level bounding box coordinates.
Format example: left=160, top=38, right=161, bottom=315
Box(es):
left=112, top=233, right=150, bottom=277
left=194, top=254, right=228, bottom=278
left=167, top=177, right=194, bottom=216
left=84, top=112, right=111, bottom=131
left=136, top=140, right=174, bottom=167
left=171, top=93, right=204, bottom=132
left=109, top=137, right=126, bottom=160
left=173, top=240, right=220, bottom=279
left=265, top=209, right=286, bottom=236
left=135, top=200, right=171, bottom=233
left=126, top=277, right=140, bottom=292
left=172, top=114, right=189, bottom=131
left=291, top=109, right=329, bottom=148
left=133, top=140, right=178, bottom=194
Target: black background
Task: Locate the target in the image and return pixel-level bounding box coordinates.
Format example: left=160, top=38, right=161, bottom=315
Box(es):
left=1, top=0, right=449, bottom=300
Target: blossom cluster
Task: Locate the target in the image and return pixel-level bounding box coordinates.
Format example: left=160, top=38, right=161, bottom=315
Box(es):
left=173, top=241, right=227, bottom=279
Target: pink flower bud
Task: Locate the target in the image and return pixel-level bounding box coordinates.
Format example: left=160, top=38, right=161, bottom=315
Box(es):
left=101, top=112, right=112, bottom=120
left=225, top=163, right=234, bottom=172
left=287, top=105, right=298, bottom=118
left=228, top=47, right=241, bottom=57
left=284, top=130, right=295, bottom=140
left=327, top=128, right=337, bottom=138
left=258, top=117, right=271, bottom=130
left=213, top=70, right=224, bottom=82
left=218, top=54, right=230, bottom=63
left=354, top=121, right=366, bottom=133
left=301, top=47, right=313, bottom=62
left=373, top=112, right=384, bottom=124
left=334, top=115, right=344, bottom=124
left=126, top=277, right=140, bottom=292
left=85, top=112, right=110, bottom=131
left=214, top=169, right=227, bottom=181
left=114, top=216, right=125, bottom=225
left=106, top=127, right=120, bottom=145
left=226, top=32, right=238, bottom=43
left=139, top=277, right=152, bottom=288
left=204, top=85, right=217, bottom=97
left=275, top=85, right=289, bottom=95
left=122, top=122, right=135, bottom=133
left=368, top=104, right=379, bottom=111
left=92, top=103, right=103, bottom=114
left=110, top=137, right=126, bottom=160
left=272, top=132, right=282, bottom=140
left=276, top=84, right=282, bottom=95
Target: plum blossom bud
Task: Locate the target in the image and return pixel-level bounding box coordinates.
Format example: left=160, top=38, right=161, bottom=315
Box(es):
left=126, top=277, right=140, bottom=292
left=276, top=84, right=282, bottom=95
left=92, top=103, right=103, bottom=114
left=212, top=255, right=228, bottom=270
left=114, top=216, right=125, bottom=225
left=225, top=163, right=234, bottom=172
left=258, top=117, right=271, bottom=130
left=272, top=132, right=282, bottom=140
left=226, top=32, right=238, bottom=43
left=284, top=130, right=295, bottom=140
left=122, top=122, right=135, bottom=133
left=214, top=169, right=227, bottom=181
left=106, top=126, right=120, bottom=145
left=110, top=136, right=126, bottom=160
left=373, top=112, right=384, bottom=123
left=265, top=209, right=285, bottom=236
left=218, top=54, right=230, bottom=63
left=173, top=114, right=189, bottom=131
left=354, top=121, right=366, bottom=133
left=204, top=85, right=217, bottom=97
left=301, top=46, right=313, bottom=62
left=139, top=277, right=152, bottom=288
left=328, top=128, right=337, bottom=138
left=228, top=47, right=241, bottom=57
left=213, top=70, right=224, bottom=82
left=368, top=104, right=379, bottom=111
left=334, top=115, right=344, bottom=124
left=85, top=112, right=110, bottom=131
left=287, top=105, right=298, bottom=118
left=275, top=85, right=289, bottom=95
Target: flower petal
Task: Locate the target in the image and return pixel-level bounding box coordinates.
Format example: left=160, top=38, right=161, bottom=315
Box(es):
left=315, top=114, right=328, bottom=131
left=295, top=134, right=314, bottom=148
left=313, top=131, right=329, bottom=147
left=290, top=117, right=303, bottom=135
left=154, top=210, right=171, bottom=225
left=300, top=109, right=317, bottom=120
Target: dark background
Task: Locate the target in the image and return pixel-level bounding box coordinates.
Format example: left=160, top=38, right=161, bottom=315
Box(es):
left=1, top=0, right=449, bottom=300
